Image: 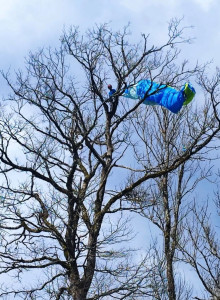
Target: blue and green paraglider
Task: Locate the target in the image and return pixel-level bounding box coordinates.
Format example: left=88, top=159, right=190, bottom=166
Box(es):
left=121, top=80, right=196, bottom=114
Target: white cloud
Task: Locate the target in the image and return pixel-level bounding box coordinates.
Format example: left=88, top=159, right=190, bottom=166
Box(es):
left=193, top=0, right=217, bottom=11
left=119, top=0, right=179, bottom=13
left=0, top=0, right=220, bottom=69
left=0, top=0, right=79, bottom=68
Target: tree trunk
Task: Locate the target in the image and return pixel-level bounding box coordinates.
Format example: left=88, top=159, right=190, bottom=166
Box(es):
left=69, top=276, right=88, bottom=300
left=166, top=254, right=176, bottom=300
left=73, top=290, right=87, bottom=300
left=162, top=175, right=176, bottom=300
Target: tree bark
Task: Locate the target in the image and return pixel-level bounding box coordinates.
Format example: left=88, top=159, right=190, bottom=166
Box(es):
left=162, top=175, right=176, bottom=300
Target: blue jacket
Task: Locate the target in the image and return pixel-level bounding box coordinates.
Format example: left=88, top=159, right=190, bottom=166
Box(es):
left=109, top=89, right=116, bottom=97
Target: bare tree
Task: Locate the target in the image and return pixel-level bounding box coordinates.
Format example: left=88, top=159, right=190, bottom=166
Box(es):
left=178, top=72, right=220, bottom=300
left=126, top=91, right=220, bottom=299
left=178, top=200, right=220, bottom=300
left=0, top=21, right=220, bottom=299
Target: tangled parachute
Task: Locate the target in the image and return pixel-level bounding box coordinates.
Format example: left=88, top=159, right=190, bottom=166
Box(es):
left=123, top=80, right=196, bottom=113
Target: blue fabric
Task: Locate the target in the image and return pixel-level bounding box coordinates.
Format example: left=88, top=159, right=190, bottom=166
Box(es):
left=109, top=89, right=116, bottom=97
left=123, top=80, right=190, bottom=114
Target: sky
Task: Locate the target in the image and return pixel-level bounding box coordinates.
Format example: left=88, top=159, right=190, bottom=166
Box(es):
left=0, top=0, right=220, bottom=71
left=0, top=0, right=219, bottom=297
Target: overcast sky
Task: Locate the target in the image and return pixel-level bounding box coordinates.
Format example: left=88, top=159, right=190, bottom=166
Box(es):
left=0, top=0, right=220, bottom=70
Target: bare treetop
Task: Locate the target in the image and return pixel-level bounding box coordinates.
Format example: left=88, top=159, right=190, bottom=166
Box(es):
left=0, top=21, right=219, bottom=299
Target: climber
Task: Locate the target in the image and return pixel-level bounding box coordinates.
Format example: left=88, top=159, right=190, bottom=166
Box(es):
left=107, top=84, right=118, bottom=116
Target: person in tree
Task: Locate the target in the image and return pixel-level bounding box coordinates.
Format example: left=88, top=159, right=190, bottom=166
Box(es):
left=107, top=84, right=118, bottom=116
left=108, top=84, right=116, bottom=97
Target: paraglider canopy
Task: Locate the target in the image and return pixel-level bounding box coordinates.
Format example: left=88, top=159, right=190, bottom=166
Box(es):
left=123, top=80, right=196, bottom=114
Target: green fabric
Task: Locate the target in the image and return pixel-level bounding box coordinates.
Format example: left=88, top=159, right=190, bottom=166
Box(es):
left=183, top=83, right=196, bottom=105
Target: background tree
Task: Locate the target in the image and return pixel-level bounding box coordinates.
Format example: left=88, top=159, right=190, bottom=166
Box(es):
left=0, top=21, right=219, bottom=299
left=179, top=200, right=220, bottom=300
left=129, top=74, right=220, bottom=299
